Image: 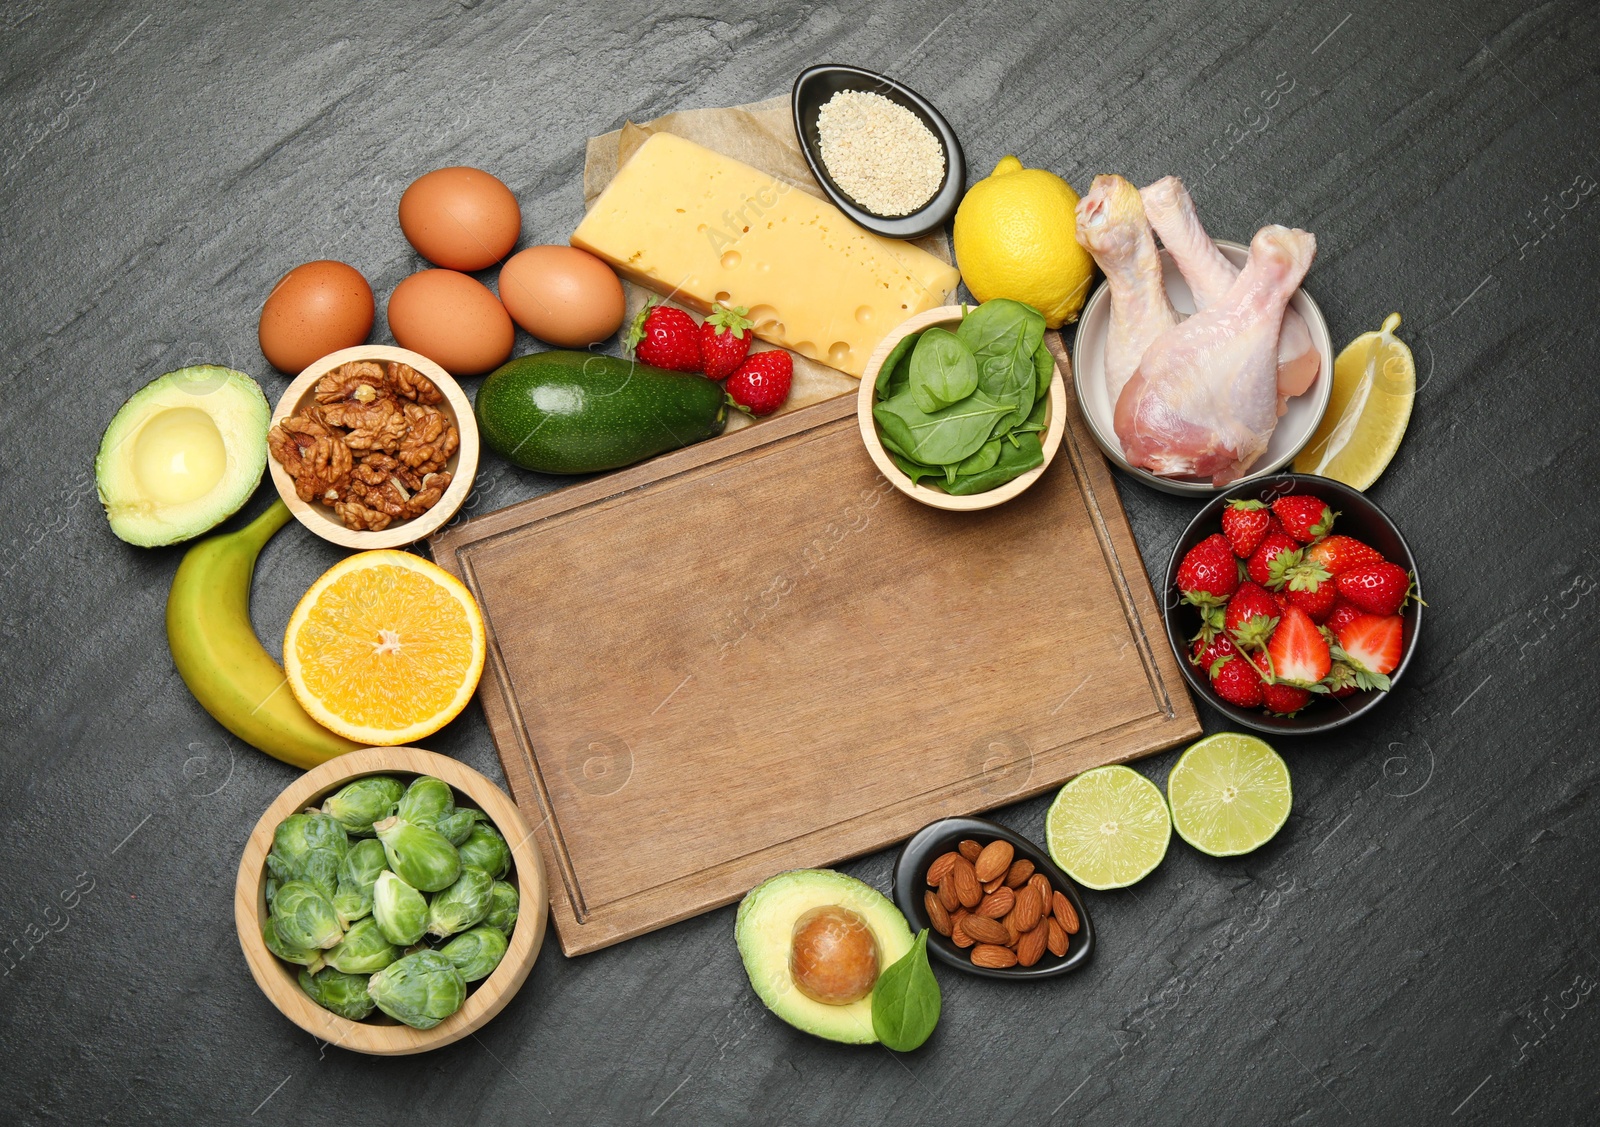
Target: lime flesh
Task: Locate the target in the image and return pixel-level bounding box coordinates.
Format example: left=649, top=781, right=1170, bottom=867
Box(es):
left=1045, top=766, right=1171, bottom=890
left=1166, top=734, right=1292, bottom=857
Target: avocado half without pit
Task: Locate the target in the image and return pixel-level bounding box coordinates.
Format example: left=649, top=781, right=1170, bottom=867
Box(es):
left=735, top=869, right=913, bottom=1045
left=96, top=366, right=270, bottom=546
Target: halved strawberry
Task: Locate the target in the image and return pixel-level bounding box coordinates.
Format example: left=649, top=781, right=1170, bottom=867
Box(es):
left=1224, top=582, right=1281, bottom=651
left=1209, top=652, right=1265, bottom=708
left=1332, top=612, right=1403, bottom=690
left=1222, top=499, right=1272, bottom=558
left=1271, top=493, right=1337, bottom=543
left=1264, top=605, right=1332, bottom=686
left=1325, top=599, right=1363, bottom=636
left=1337, top=561, right=1417, bottom=616
left=1247, top=530, right=1303, bottom=590
left=1306, top=534, right=1385, bottom=577
left=1177, top=533, right=1242, bottom=608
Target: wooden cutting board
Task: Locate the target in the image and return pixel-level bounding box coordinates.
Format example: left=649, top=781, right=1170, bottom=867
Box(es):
left=430, top=334, right=1200, bottom=955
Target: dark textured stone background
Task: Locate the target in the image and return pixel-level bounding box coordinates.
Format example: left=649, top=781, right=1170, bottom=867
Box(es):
left=2, top=0, right=1596, bottom=1123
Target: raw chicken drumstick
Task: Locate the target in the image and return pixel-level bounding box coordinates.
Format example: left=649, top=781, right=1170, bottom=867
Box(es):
left=1141, top=176, right=1320, bottom=409
left=1074, top=175, right=1178, bottom=407
left=1114, top=225, right=1317, bottom=485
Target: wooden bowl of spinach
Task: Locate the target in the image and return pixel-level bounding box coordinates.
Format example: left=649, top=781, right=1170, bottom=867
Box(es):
left=856, top=301, right=1066, bottom=510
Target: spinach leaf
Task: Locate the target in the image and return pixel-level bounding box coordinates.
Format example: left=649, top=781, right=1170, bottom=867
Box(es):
left=954, top=437, right=1002, bottom=476
left=889, top=452, right=944, bottom=485
left=958, top=299, right=1044, bottom=432
left=1032, top=336, right=1054, bottom=401
left=940, top=431, right=1045, bottom=495
left=875, top=331, right=922, bottom=400
left=871, top=930, right=940, bottom=1052
left=908, top=328, right=978, bottom=414
left=874, top=388, right=1012, bottom=466
left=1010, top=391, right=1050, bottom=436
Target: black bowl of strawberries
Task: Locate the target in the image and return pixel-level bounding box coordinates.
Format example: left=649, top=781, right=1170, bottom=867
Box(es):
left=1163, top=473, right=1423, bottom=734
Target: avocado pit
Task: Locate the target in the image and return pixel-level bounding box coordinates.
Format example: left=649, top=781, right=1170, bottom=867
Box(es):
left=788, top=905, right=880, bottom=1005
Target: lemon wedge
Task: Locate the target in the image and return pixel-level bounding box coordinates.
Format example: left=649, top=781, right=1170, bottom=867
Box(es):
left=1294, top=313, right=1414, bottom=489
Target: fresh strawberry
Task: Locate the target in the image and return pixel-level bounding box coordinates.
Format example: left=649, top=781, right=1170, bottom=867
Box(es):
left=1333, top=612, right=1404, bottom=689
left=1264, top=604, right=1332, bottom=686
left=1325, top=600, right=1364, bottom=636
left=1246, top=530, right=1303, bottom=590
left=699, top=304, right=753, bottom=380
left=1282, top=583, right=1336, bottom=623
left=1224, top=582, right=1281, bottom=651
left=725, top=351, right=793, bottom=416
left=1336, top=561, right=1417, bottom=616
left=1306, top=534, right=1385, bottom=577
left=1322, top=662, right=1362, bottom=698
left=626, top=303, right=702, bottom=372
left=1191, top=632, right=1241, bottom=670
left=1222, top=499, right=1272, bottom=557
left=1177, top=533, right=1242, bottom=608
left=1272, top=493, right=1337, bottom=543
left=1262, top=678, right=1312, bottom=716
left=1208, top=652, right=1265, bottom=708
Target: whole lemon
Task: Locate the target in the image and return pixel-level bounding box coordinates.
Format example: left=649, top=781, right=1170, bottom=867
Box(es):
left=953, top=156, right=1096, bottom=328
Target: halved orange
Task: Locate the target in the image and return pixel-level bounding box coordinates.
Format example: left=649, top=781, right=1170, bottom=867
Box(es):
left=284, top=550, right=486, bottom=745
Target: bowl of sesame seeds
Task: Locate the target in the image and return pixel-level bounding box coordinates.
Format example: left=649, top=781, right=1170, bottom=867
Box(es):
left=792, top=64, right=966, bottom=240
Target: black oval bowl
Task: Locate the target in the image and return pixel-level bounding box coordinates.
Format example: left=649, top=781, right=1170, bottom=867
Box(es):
left=892, top=816, right=1094, bottom=980
left=791, top=64, right=965, bottom=239
left=1164, top=473, right=1423, bottom=735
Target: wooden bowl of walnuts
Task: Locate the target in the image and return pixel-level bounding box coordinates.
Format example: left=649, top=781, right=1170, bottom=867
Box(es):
left=266, top=345, right=479, bottom=549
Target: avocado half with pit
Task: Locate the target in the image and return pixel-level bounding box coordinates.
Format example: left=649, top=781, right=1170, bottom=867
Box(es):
left=735, top=869, right=914, bottom=1045
left=95, top=366, right=270, bottom=547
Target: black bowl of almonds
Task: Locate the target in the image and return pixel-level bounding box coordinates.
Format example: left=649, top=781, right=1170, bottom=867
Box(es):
left=792, top=64, right=966, bottom=239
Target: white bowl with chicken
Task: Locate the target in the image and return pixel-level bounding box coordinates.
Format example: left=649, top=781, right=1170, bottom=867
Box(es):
left=1071, top=176, right=1333, bottom=497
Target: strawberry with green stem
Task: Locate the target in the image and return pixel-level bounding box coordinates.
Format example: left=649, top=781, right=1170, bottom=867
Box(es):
left=1222, top=499, right=1273, bottom=558
left=1272, top=493, right=1337, bottom=543
left=1177, top=534, right=1242, bottom=611
left=626, top=302, right=702, bottom=372
left=700, top=304, right=753, bottom=381
left=725, top=351, right=793, bottom=417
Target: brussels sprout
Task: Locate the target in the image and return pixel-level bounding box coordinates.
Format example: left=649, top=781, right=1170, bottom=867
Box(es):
left=440, top=925, right=509, bottom=982
left=426, top=867, right=495, bottom=938
left=484, top=880, right=519, bottom=935
left=324, top=917, right=402, bottom=975
left=457, top=823, right=511, bottom=879
left=436, top=808, right=485, bottom=846
left=265, top=875, right=280, bottom=909
left=333, top=839, right=388, bottom=926
left=321, top=776, right=405, bottom=835
left=373, top=816, right=460, bottom=892
left=267, top=812, right=348, bottom=898
left=372, top=871, right=429, bottom=946
left=367, top=950, right=467, bottom=1029
left=263, top=917, right=325, bottom=973
left=395, top=776, right=455, bottom=828
left=298, top=967, right=375, bottom=1020
left=270, top=880, right=345, bottom=950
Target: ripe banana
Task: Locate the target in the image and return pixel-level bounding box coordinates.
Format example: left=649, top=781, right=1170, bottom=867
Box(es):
left=167, top=500, right=362, bottom=769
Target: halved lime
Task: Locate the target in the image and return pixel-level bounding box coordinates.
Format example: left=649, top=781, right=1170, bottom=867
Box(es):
left=1166, top=733, right=1292, bottom=857
left=1045, top=766, right=1171, bottom=890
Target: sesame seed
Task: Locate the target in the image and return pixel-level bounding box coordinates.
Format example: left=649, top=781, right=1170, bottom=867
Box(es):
left=815, top=90, right=945, bottom=218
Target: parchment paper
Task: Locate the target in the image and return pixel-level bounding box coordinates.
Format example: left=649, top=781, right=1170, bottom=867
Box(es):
left=583, top=96, right=954, bottom=430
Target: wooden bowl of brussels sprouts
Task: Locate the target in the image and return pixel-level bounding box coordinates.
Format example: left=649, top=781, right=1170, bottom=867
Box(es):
left=234, top=746, right=547, bottom=1055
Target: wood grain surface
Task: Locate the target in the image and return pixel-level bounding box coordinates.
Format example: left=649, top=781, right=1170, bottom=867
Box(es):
left=434, top=335, right=1198, bottom=953
left=4, top=1, right=1598, bottom=1123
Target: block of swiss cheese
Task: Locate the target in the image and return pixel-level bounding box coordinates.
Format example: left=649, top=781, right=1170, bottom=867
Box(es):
left=571, top=132, right=961, bottom=379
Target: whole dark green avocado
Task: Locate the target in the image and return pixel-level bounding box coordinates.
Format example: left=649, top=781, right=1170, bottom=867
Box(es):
left=475, top=351, right=728, bottom=474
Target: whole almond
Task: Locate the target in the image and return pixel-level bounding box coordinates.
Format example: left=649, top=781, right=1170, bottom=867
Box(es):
left=950, top=910, right=975, bottom=948
left=1003, top=913, right=1020, bottom=947
left=971, top=943, right=1019, bottom=969
left=1011, top=886, right=1043, bottom=932
left=1017, top=921, right=1049, bottom=967
left=926, top=851, right=960, bottom=887
left=1047, top=918, right=1069, bottom=957
left=952, top=856, right=982, bottom=908
left=1053, top=890, right=1080, bottom=935
left=977, top=887, right=1016, bottom=920
left=960, top=915, right=1010, bottom=946
left=924, top=890, right=952, bottom=936
left=974, top=840, right=1014, bottom=883
left=937, top=874, right=960, bottom=914
left=1004, top=859, right=1035, bottom=888
left=982, top=876, right=1005, bottom=895
left=958, top=839, right=983, bottom=862
left=1029, top=873, right=1052, bottom=907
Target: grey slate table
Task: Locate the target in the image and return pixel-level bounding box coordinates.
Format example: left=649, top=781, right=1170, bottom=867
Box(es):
left=3, top=1, right=1597, bottom=1123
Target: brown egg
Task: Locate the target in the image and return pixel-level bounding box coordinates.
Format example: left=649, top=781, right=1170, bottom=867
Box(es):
left=788, top=905, right=881, bottom=1005
left=258, top=261, right=374, bottom=373
left=387, top=269, right=514, bottom=376
left=497, top=245, right=626, bottom=347
left=399, top=167, right=521, bottom=271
